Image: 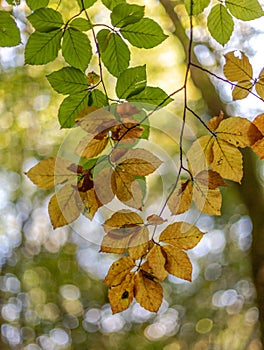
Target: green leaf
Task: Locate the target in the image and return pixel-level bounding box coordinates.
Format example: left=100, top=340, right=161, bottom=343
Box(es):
left=6, top=0, right=20, bottom=4
left=185, top=0, right=210, bottom=15
left=76, top=0, right=97, bottom=10
left=102, top=0, right=125, bottom=10
left=111, top=4, right=144, bottom=28
left=59, top=92, right=90, bottom=128
left=62, top=28, right=92, bottom=71
left=207, top=4, right=234, bottom=46
left=88, top=89, right=108, bottom=107
left=70, top=18, right=92, bottom=31
left=47, top=67, right=89, bottom=95
left=25, top=29, right=62, bottom=65
left=26, top=0, right=49, bottom=10
left=226, top=0, right=263, bottom=21
left=116, top=65, right=146, bottom=99
left=27, top=8, right=63, bottom=32
left=121, top=18, right=168, bottom=49
left=97, top=29, right=130, bottom=77
left=128, top=86, right=172, bottom=108
left=0, top=11, right=21, bottom=47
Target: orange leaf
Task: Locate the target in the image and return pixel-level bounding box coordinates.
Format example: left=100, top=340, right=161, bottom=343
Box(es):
left=252, top=138, right=264, bottom=159
left=162, top=245, right=192, bottom=281
left=104, top=257, right=135, bottom=286
left=253, top=113, right=264, bottom=134
left=134, top=271, right=163, bottom=312
left=108, top=272, right=135, bottom=314
left=75, top=134, right=109, bottom=158
left=48, top=184, right=81, bottom=228
left=159, top=222, right=203, bottom=250
left=147, top=245, right=168, bottom=281
left=25, top=157, right=76, bottom=190
left=208, top=111, right=224, bottom=131
left=256, top=68, right=264, bottom=99
left=167, top=180, right=193, bottom=215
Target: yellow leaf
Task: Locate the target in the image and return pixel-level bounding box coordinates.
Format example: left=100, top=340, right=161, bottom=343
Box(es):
left=216, top=117, right=262, bottom=147
left=193, top=183, right=222, bottom=215
left=116, top=148, right=162, bottom=176
left=104, top=257, right=135, bottom=286
left=159, top=222, right=203, bottom=250
left=79, top=188, right=102, bottom=220
left=78, top=108, right=118, bottom=135
left=255, top=68, right=264, bottom=99
left=25, top=157, right=76, bottom=190
left=223, top=52, right=253, bottom=100
left=103, top=210, right=143, bottom=233
left=75, top=134, right=109, bottom=158
left=100, top=233, right=129, bottom=254
left=147, top=245, right=168, bottom=281
left=48, top=184, right=81, bottom=228
left=162, top=245, right=192, bottom=281
left=208, top=111, right=224, bottom=131
left=111, top=170, right=143, bottom=210
left=167, top=180, right=193, bottom=215
left=93, top=166, right=115, bottom=205
left=134, top=271, right=163, bottom=312
left=147, top=214, right=166, bottom=226
left=187, top=135, right=214, bottom=175
left=211, top=140, right=243, bottom=182
left=194, top=170, right=227, bottom=189
left=128, top=227, right=151, bottom=260
left=108, top=273, right=135, bottom=314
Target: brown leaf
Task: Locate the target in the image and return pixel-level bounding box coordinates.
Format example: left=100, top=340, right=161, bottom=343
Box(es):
left=75, top=134, right=109, bottom=158
left=193, top=183, right=222, bottom=216
left=116, top=102, right=140, bottom=118
left=256, top=68, right=264, bottom=99
left=208, top=111, right=224, bottom=131
left=93, top=166, right=115, bottom=205
left=159, top=222, right=203, bottom=250
left=111, top=123, right=144, bottom=144
left=100, top=233, right=129, bottom=254
left=108, top=272, right=135, bottom=314
left=147, top=245, right=168, bottom=281
left=116, top=148, right=162, bottom=176
left=104, top=257, right=135, bottom=286
left=134, top=271, right=163, bottom=312
left=167, top=180, right=193, bottom=215
left=251, top=138, right=264, bottom=159
left=79, top=188, right=102, bottom=220
left=128, top=227, right=151, bottom=260
left=48, top=184, right=81, bottom=228
left=195, top=170, right=227, bottom=189
left=253, top=113, right=264, bottom=134
left=162, top=245, right=192, bottom=281
left=25, top=157, right=76, bottom=190
left=75, top=106, right=99, bottom=123
left=147, top=214, right=166, bottom=226
left=111, top=170, right=143, bottom=210
left=78, top=108, right=118, bottom=135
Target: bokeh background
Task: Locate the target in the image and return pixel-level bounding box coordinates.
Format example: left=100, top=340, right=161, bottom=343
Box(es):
left=1, top=0, right=264, bottom=349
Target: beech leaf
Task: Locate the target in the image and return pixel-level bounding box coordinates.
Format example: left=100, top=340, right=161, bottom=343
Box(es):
left=108, top=273, right=135, bottom=314
left=104, top=256, right=135, bottom=286
left=162, top=245, right=192, bottom=281
left=168, top=180, right=193, bottom=215
left=134, top=271, right=163, bottom=312
left=147, top=245, right=168, bottom=281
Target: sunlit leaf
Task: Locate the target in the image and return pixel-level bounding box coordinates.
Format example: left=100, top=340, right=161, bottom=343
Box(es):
left=26, top=0, right=49, bottom=10
left=226, top=0, right=263, bottom=21
left=0, top=11, right=21, bottom=47
left=162, top=245, right=192, bottom=281
left=147, top=245, right=168, bottom=281
left=193, top=183, right=222, bottom=215
left=108, top=273, right=135, bottom=314
left=104, top=256, right=135, bottom=286
left=76, top=0, right=97, bottom=10
left=252, top=113, right=264, bottom=159
left=208, top=111, right=224, bottom=131
left=160, top=222, right=203, bottom=250
left=134, top=271, right=163, bottom=312
left=75, top=134, right=109, bottom=158
left=256, top=68, right=264, bottom=99
left=78, top=108, right=118, bottom=135
left=121, top=18, right=168, bottom=49
left=128, top=227, right=151, bottom=260
left=58, top=92, right=90, bottom=128
left=70, top=18, right=92, bottom=31
left=27, top=8, right=63, bottom=32
left=128, top=86, right=173, bottom=107
left=102, top=0, right=125, bottom=10
left=185, top=0, right=210, bottom=15
left=25, top=29, right=62, bottom=65
left=147, top=214, right=166, bottom=226
left=116, top=65, right=147, bottom=99
left=93, top=166, right=115, bottom=205
left=47, top=67, right=89, bottom=95
left=62, top=28, right=92, bottom=71
left=111, top=3, right=144, bottom=28
left=48, top=184, right=81, bottom=228
left=79, top=188, right=102, bottom=220
left=25, top=157, right=77, bottom=189
left=194, top=170, right=227, bottom=189
left=187, top=135, right=214, bottom=175
left=207, top=4, right=234, bottom=46
left=103, top=210, right=143, bottom=233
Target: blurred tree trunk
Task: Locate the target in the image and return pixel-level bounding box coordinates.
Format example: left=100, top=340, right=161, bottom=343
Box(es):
left=160, top=0, right=264, bottom=345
